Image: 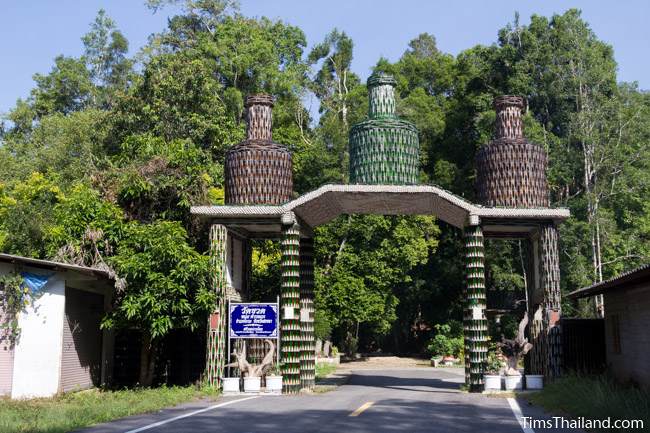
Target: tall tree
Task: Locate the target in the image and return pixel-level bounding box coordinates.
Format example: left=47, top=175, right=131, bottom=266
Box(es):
left=82, top=9, right=132, bottom=107
left=30, top=56, right=94, bottom=118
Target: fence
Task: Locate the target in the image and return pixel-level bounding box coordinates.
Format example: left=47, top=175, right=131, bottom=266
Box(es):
left=561, top=318, right=606, bottom=374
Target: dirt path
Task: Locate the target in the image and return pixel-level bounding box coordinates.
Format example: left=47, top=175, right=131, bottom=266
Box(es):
left=340, top=355, right=431, bottom=370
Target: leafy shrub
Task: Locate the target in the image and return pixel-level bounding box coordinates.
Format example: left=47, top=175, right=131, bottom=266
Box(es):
left=314, top=310, right=332, bottom=341
left=427, top=321, right=464, bottom=358
left=0, top=274, right=29, bottom=346
left=485, top=350, right=504, bottom=374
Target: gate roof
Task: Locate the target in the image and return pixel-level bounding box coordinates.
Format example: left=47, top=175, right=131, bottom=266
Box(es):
left=191, top=184, right=569, bottom=238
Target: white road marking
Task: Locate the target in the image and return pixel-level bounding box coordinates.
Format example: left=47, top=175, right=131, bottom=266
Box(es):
left=349, top=401, right=374, bottom=417
left=124, top=396, right=259, bottom=433
left=507, top=397, right=535, bottom=433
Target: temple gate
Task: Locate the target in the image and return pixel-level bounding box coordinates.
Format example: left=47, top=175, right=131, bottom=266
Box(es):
left=192, top=73, right=569, bottom=393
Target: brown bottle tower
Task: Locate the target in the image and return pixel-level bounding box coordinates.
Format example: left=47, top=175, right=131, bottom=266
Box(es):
left=476, top=96, right=562, bottom=380
left=224, top=94, right=293, bottom=205
left=476, top=96, right=549, bottom=208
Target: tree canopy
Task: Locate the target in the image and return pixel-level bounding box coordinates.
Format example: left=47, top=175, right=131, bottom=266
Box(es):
left=2, top=5, right=650, bottom=372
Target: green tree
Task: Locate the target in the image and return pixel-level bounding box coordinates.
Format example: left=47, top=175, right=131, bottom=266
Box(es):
left=315, top=215, right=439, bottom=354
left=82, top=9, right=132, bottom=107
left=46, top=183, right=125, bottom=259
left=0, top=173, right=64, bottom=257
left=108, top=134, right=222, bottom=223
left=109, top=52, right=239, bottom=155
left=298, top=29, right=367, bottom=189
left=0, top=110, right=108, bottom=186
left=492, top=10, right=650, bottom=315
left=104, top=221, right=213, bottom=386
left=31, top=56, right=94, bottom=118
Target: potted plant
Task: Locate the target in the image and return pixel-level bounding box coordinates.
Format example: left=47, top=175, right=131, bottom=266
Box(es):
left=498, top=314, right=532, bottom=391
left=244, top=375, right=261, bottom=393
left=504, top=373, right=523, bottom=391
left=225, top=339, right=276, bottom=394
left=265, top=363, right=283, bottom=394
left=484, top=351, right=503, bottom=391
left=525, top=374, right=543, bottom=390
left=221, top=376, right=241, bottom=394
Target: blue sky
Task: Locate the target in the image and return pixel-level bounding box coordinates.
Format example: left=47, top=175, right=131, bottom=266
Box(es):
left=2, top=0, right=648, bottom=115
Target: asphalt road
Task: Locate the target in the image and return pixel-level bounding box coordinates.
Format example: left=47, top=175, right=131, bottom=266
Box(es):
left=79, top=368, right=584, bottom=433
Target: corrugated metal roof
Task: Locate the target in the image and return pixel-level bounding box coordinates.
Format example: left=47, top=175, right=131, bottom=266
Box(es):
left=0, top=253, right=112, bottom=280
left=567, top=263, right=650, bottom=299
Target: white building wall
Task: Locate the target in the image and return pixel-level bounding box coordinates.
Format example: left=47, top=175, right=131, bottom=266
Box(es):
left=11, top=270, right=65, bottom=399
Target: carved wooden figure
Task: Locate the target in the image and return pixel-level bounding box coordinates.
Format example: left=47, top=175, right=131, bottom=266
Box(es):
left=498, top=315, right=533, bottom=376
left=226, top=339, right=276, bottom=378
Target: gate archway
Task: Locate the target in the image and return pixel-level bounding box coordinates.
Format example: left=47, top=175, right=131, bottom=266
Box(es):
left=192, top=73, right=569, bottom=393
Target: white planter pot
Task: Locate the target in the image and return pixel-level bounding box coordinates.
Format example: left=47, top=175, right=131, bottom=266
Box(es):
left=525, top=375, right=543, bottom=390
left=265, top=375, right=283, bottom=394
left=484, top=374, right=502, bottom=391
left=222, top=377, right=240, bottom=394
left=505, top=375, right=523, bottom=390
left=244, top=377, right=261, bottom=393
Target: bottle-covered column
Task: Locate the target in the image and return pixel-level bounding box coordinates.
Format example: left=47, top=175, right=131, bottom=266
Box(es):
left=280, top=223, right=301, bottom=394
left=463, top=223, right=487, bottom=392
left=299, top=237, right=315, bottom=391
left=540, top=223, right=562, bottom=380
left=204, top=224, right=228, bottom=388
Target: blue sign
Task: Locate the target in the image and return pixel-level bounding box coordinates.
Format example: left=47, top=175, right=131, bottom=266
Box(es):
left=229, top=303, right=278, bottom=339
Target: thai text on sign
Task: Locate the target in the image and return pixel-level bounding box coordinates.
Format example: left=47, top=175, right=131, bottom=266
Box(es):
left=229, top=303, right=279, bottom=339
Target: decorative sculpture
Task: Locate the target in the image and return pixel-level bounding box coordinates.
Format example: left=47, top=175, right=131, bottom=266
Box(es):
left=476, top=96, right=549, bottom=208
left=226, top=339, right=276, bottom=377
left=198, top=89, right=566, bottom=395
left=476, top=95, right=561, bottom=381
left=498, top=314, right=533, bottom=376
left=349, top=72, right=420, bottom=185
left=224, top=94, right=293, bottom=205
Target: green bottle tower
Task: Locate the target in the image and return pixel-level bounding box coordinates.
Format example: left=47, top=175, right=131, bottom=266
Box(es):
left=349, top=72, right=420, bottom=185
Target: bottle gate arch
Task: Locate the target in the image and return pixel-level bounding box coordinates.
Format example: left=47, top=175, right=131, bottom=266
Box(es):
left=191, top=76, right=569, bottom=394
left=192, top=186, right=568, bottom=393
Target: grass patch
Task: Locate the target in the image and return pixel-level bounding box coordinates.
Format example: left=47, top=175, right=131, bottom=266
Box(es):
left=312, top=385, right=337, bottom=394
left=0, top=385, right=219, bottom=433
left=528, top=374, right=650, bottom=432
left=314, top=363, right=345, bottom=394
left=315, top=363, right=337, bottom=379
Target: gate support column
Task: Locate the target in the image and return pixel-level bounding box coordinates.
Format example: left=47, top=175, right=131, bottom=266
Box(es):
left=299, top=237, right=316, bottom=391
left=540, top=223, right=562, bottom=380
left=204, top=224, right=228, bottom=388
left=280, top=216, right=301, bottom=394
left=526, top=234, right=546, bottom=376
left=463, top=220, right=487, bottom=392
